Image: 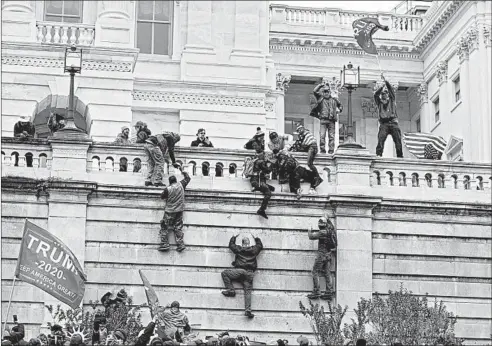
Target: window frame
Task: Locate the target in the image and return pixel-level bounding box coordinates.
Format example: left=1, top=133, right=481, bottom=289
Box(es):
left=453, top=75, right=461, bottom=103
left=44, top=0, right=83, bottom=23
left=285, top=117, right=304, bottom=139
left=416, top=117, right=421, bottom=132
left=135, top=0, right=174, bottom=56
left=433, top=97, right=440, bottom=123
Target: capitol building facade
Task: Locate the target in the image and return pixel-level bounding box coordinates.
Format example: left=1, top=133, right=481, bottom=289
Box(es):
left=1, top=0, right=491, bottom=344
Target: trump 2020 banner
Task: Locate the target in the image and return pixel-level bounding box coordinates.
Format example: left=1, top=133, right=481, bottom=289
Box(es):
left=14, top=220, right=87, bottom=309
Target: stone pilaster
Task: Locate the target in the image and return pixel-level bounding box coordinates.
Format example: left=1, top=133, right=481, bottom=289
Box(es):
left=182, top=1, right=215, bottom=54
left=231, top=1, right=262, bottom=56
left=94, top=1, right=133, bottom=48
left=467, top=26, right=483, bottom=162
left=171, top=1, right=182, bottom=60
left=415, top=82, right=429, bottom=132
left=1, top=1, right=37, bottom=43
left=330, top=196, right=381, bottom=322
left=48, top=139, right=92, bottom=180
left=457, top=37, right=472, bottom=161
left=435, top=61, right=448, bottom=86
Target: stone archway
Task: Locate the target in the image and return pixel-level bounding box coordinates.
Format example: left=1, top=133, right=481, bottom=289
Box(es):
left=32, top=94, right=92, bottom=138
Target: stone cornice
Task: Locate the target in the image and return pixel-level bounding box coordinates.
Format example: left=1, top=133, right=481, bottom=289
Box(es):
left=413, top=0, right=465, bottom=51
left=133, top=79, right=272, bottom=94
left=269, top=38, right=421, bottom=60
left=375, top=200, right=491, bottom=217
left=132, top=91, right=265, bottom=108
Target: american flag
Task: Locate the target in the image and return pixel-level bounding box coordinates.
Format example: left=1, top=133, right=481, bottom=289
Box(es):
left=402, top=132, right=447, bottom=159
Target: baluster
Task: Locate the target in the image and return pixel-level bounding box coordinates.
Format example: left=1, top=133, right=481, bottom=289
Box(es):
left=79, top=28, right=88, bottom=45
left=114, top=161, right=120, bottom=172
left=37, top=25, right=44, bottom=43
left=4, top=156, right=12, bottom=167
left=69, top=26, right=77, bottom=44
left=33, top=157, right=39, bottom=168
left=141, top=162, right=148, bottom=175
left=18, top=156, right=26, bottom=167
left=45, top=25, right=52, bottom=43
left=47, top=159, right=52, bottom=169
left=100, top=161, right=106, bottom=171
left=53, top=25, right=60, bottom=44
left=89, top=28, right=95, bottom=45
left=128, top=161, right=134, bottom=172
left=61, top=26, right=69, bottom=44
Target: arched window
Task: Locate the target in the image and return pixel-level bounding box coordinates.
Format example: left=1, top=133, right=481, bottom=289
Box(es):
left=411, top=173, right=419, bottom=187
left=133, top=158, right=142, bottom=173
left=373, top=170, right=381, bottom=186
left=476, top=176, right=484, bottom=190
left=1, top=151, right=5, bottom=164
left=119, top=157, right=128, bottom=172
left=202, top=162, right=210, bottom=176
left=425, top=173, right=432, bottom=188
left=105, top=157, right=114, bottom=172
left=463, top=175, right=471, bottom=190
left=215, top=162, right=224, bottom=177
left=92, top=156, right=100, bottom=171
left=324, top=168, right=332, bottom=183
left=188, top=161, right=197, bottom=176
left=25, top=153, right=34, bottom=168
left=437, top=174, right=445, bottom=188
left=11, top=152, right=19, bottom=167
left=229, top=163, right=237, bottom=176
left=451, top=174, right=458, bottom=189
left=386, top=171, right=394, bottom=186
left=398, top=172, right=406, bottom=187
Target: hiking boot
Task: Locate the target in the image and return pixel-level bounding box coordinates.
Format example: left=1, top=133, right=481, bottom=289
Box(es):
left=158, top=244, right=170, bottom=252
left=313, top=177, right=324, bottom=188
left=145, top=181, right=153, bottom=187
left=320, top=291, right=333, bottom=300
left=245, top=311, right=255, bottom=319
left=176, top=244, right=186, bottom=252
left=307, top=292, right=320, bottom=299
left=222, top=290, right=236, bottom=297
left=257, top=209, right=268, bottom=219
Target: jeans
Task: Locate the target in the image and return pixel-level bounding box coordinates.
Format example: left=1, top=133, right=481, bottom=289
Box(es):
left=160, top=211, right=184, bottom=248
left=250, top=176, right=272, bottom=211
left=307, top=144, right=320, bottom=179
left=144, top=143, right=164, bottom=184
left=376, top=122, right=403, bottom=158
left=319, top=121, right=336, bottom=154
left=312, top=252, right=333, bottom=293
left=221, top=268, right=255, bottom=312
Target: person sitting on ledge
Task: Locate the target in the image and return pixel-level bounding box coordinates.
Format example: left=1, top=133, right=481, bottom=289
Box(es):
left=244, top=127, right=265, bottom=153
left=191, top=128, right=213, bottom=147
left=13, top=115, right=35, bottom=139
left=134, top=121, right=152, bottom=143
left=114, top=126, right=131, bottom=145
left=47, top=112, right=66, bottom=135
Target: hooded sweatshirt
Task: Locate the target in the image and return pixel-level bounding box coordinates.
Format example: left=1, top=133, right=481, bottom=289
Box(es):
left=228, top=236, right=263, bottom=271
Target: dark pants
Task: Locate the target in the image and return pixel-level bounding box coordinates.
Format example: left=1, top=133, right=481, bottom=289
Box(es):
left=250, top=176, right=272, bottom=211
left=288, top=166, right=317, bottom=192
left=319, top=121, right=336, bottom=154
left=144, top=143, right=164, bottom=184
left=312, top=252, right=333, bottom=293
left=160, top=211, right=184, bottom=248
left=376, top=122, right=403, bottom=158
left=307, top=144, right=320, bottom=179
left=221, top=268, right=255, bottom=312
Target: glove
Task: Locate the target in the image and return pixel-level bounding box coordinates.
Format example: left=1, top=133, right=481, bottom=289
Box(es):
left=172, top=163, right=181, bottom=170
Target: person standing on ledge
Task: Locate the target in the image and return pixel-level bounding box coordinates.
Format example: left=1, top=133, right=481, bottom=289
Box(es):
left=191, top=128, right=213, bottom=147
left=374, top=74, right=403, bottom=158
left=221, top=234, right=263, bottom=319
left=307, top=217, right=337, bottom=300
left=159, top=164, right=191, bottom=252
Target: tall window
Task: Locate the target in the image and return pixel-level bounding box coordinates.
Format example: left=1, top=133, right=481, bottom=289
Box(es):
left=453, top=76, right=461, bottom=102
left=433, top=98, right=440, bottom=123
left=136, top=1, right=173, bottom=55
left=416, top=117, right=421, bottom=132
left=44, top=0, right=83, bottom=23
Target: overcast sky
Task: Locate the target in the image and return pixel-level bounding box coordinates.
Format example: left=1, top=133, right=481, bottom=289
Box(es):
left=270, top=1, right=402, bottom=13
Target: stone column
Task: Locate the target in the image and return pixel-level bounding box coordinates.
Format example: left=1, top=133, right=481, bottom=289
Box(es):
left=274, top=73, right=291, bottom=134
left=171, top=1, right=182, bottom=60
left=42, top=182, right=95, bottom=326
left=331, top=195, right=381, bottom=322
left=95, top=0, right=133, bottom=48
left=1, top=1, right=37, bottom=42
left=457, top=38, right=471, bottom=161
left=415, top=82, right=429, bottom=131
left=182, top=0, right=215, bottom=54
left=482, top=25, right=492, bottom=161
left=49, top=138, right=92, bottom=181
left=231, top=1, right=262, bottom=57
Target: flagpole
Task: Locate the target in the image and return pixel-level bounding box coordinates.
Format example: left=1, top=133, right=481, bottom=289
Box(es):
left=3, top=276, right=17, bottom=338
left=375, top=54, right=383, bottom=75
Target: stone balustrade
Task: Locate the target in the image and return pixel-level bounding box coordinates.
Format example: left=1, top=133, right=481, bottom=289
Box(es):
left=2, top=137, right=491, bottom=195
left=269, top=4, right=424, bottom=40
left=36, top=22, right=95, bottom=46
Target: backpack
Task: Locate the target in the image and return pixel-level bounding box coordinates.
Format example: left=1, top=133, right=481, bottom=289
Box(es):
left=327, top=228, right=338, bottom=249
left=242, top=156, right=258, bottom=178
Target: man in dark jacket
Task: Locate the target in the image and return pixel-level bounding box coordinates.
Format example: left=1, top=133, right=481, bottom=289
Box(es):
left=191, top=128, right=213, bottom=147
left=135, top=318, right=159, bottom=346
left=311, top=83, right=343, bottom=154
left=144, top=132, right=181, bottom=187
left=374, top=74, right=403, bottom=158
left=249, top=158, right=274, bottom=219
left=47, top=113, right=66, bottom=135
left=134, top=121, right=152, bottom=144
left=221, top=235, right=263, bottom=319
left=159, top=165, right=191, bottom=252
left=276, top=150, right=317, bottom=198
left=244, top=127, right=265, bottom=153
left=114, top=126, right=131, bottom=145
left=2, top=322, right=26, bottom=345
left=307, top=217, right=337, bottom=300
left=13, top=115, right=35, bottom=139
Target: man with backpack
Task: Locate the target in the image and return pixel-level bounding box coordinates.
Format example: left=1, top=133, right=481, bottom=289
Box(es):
left=307, top=217, right=337, bottom=300
left=144, top=131, right=181, bottom=187
left=276, top=149, right=317, bottom=197
left=243, top=156, right=274, bottom=219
